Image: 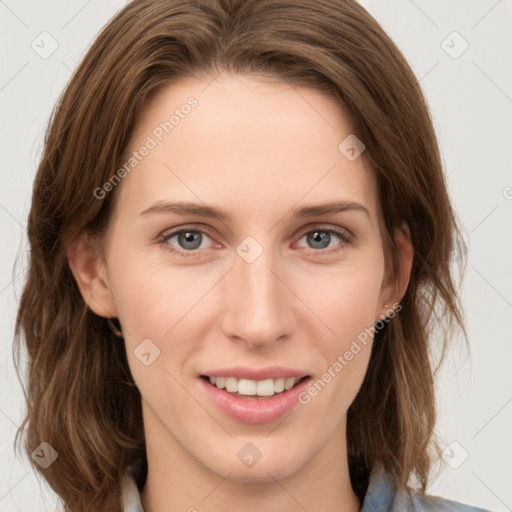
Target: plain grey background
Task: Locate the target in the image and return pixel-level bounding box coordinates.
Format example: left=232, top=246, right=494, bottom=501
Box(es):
left=1, top=1, right=511, bottom=511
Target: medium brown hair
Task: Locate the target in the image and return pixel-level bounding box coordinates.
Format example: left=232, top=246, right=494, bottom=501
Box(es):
left=14, top=0, right=466, bottom=510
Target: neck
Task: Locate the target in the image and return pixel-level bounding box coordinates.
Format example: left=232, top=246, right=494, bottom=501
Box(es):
left=140, top=405, right=360, bottom=512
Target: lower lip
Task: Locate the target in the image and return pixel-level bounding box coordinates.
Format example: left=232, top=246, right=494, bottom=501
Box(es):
left=199, top=376, right=311, bottom=424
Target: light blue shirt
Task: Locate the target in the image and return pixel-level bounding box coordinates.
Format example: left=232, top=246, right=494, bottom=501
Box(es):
left=121, top=463, right=493, bottom=511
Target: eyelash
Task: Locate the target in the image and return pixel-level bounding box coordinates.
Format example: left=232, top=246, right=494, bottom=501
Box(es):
left=158, top=225, right=353, bottom=258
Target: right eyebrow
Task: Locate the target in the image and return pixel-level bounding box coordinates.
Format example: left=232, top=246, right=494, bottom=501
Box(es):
left=139, top=201, right=233, bottom=222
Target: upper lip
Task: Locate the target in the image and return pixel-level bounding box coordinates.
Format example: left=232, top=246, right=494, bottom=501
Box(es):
left=201, top=366, right=310, bottom=381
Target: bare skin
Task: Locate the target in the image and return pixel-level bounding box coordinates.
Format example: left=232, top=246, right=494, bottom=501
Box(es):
left=67, top=72, right=413, bottom=512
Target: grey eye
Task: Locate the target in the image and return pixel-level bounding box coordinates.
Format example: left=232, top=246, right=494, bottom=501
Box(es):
left=306, top=230, right=333, bottom=249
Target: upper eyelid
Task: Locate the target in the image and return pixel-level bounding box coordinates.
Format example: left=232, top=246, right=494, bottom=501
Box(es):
left=160, top=225, right=215, bottom=241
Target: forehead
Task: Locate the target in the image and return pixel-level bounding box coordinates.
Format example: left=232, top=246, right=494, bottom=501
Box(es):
left=114, top=73, right=378, bottom=224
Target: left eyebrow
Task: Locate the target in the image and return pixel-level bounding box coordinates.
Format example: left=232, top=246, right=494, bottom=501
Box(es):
left=290, top=200, right=371, bottom=220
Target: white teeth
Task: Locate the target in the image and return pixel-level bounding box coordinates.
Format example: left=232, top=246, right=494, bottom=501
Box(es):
left=225, top=377, right=238, bottom=392
left=284, top=377, right=296, bottom=390
left=274, top=377, right=285, bottom=393
left=256, top=378, right=275, bottom=396
left=238, top=379, right=257, bottom=395
left=208, top=376, right=303, bottom=396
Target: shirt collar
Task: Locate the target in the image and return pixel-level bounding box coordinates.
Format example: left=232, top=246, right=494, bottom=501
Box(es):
left=121, top=470, right=144, bottom=512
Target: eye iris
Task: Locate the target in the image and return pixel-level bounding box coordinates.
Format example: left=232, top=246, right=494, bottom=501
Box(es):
left=308, top=230, right=330, bottom=249
left=179, top=231, right=202, bottom=250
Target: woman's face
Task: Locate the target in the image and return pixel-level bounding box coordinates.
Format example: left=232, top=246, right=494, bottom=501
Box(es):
left=89, top=73, right=403, bottom=482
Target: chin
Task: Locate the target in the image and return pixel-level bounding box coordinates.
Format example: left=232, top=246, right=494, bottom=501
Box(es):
left=204, top=443, right=309, bottom=483
left=219, top=460, right=300, bottom=484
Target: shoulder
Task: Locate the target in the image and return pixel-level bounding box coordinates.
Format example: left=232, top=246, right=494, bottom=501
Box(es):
left=360, top=463, right=495, bottom=512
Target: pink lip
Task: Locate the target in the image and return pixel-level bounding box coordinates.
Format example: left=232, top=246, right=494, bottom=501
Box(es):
left=198, top=375, right=311, bottom=425
left=201, top=366, right=309, bottom=380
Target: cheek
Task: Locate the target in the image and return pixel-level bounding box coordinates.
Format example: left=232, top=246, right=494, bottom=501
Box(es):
left=107, top=240, right=190, bottom=335
left=298, top=262, right=383, bottom=400
left=109, top=257, right=201, bottom=414
left=303, top=262, right=384, bottom=344
left=106, top=244, right=214, bottom=387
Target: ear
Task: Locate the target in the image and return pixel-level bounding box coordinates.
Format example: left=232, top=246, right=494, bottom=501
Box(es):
left=376, top=222, right=413, bottom=321
left=65, top=232, right=118, bottom=318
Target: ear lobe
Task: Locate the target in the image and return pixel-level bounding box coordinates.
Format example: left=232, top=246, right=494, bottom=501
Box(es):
left=66, top=233, right=118, bottom=318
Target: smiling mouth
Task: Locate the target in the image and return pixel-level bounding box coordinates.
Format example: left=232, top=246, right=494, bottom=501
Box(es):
left=200, top=375, right=310, bottom=399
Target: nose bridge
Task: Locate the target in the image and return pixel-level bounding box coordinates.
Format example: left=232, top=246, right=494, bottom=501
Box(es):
left=221, top=238, right=293, bottom=345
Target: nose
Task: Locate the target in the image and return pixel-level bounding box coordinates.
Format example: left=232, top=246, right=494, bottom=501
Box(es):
left=220, top=242, right=296, bottom=349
